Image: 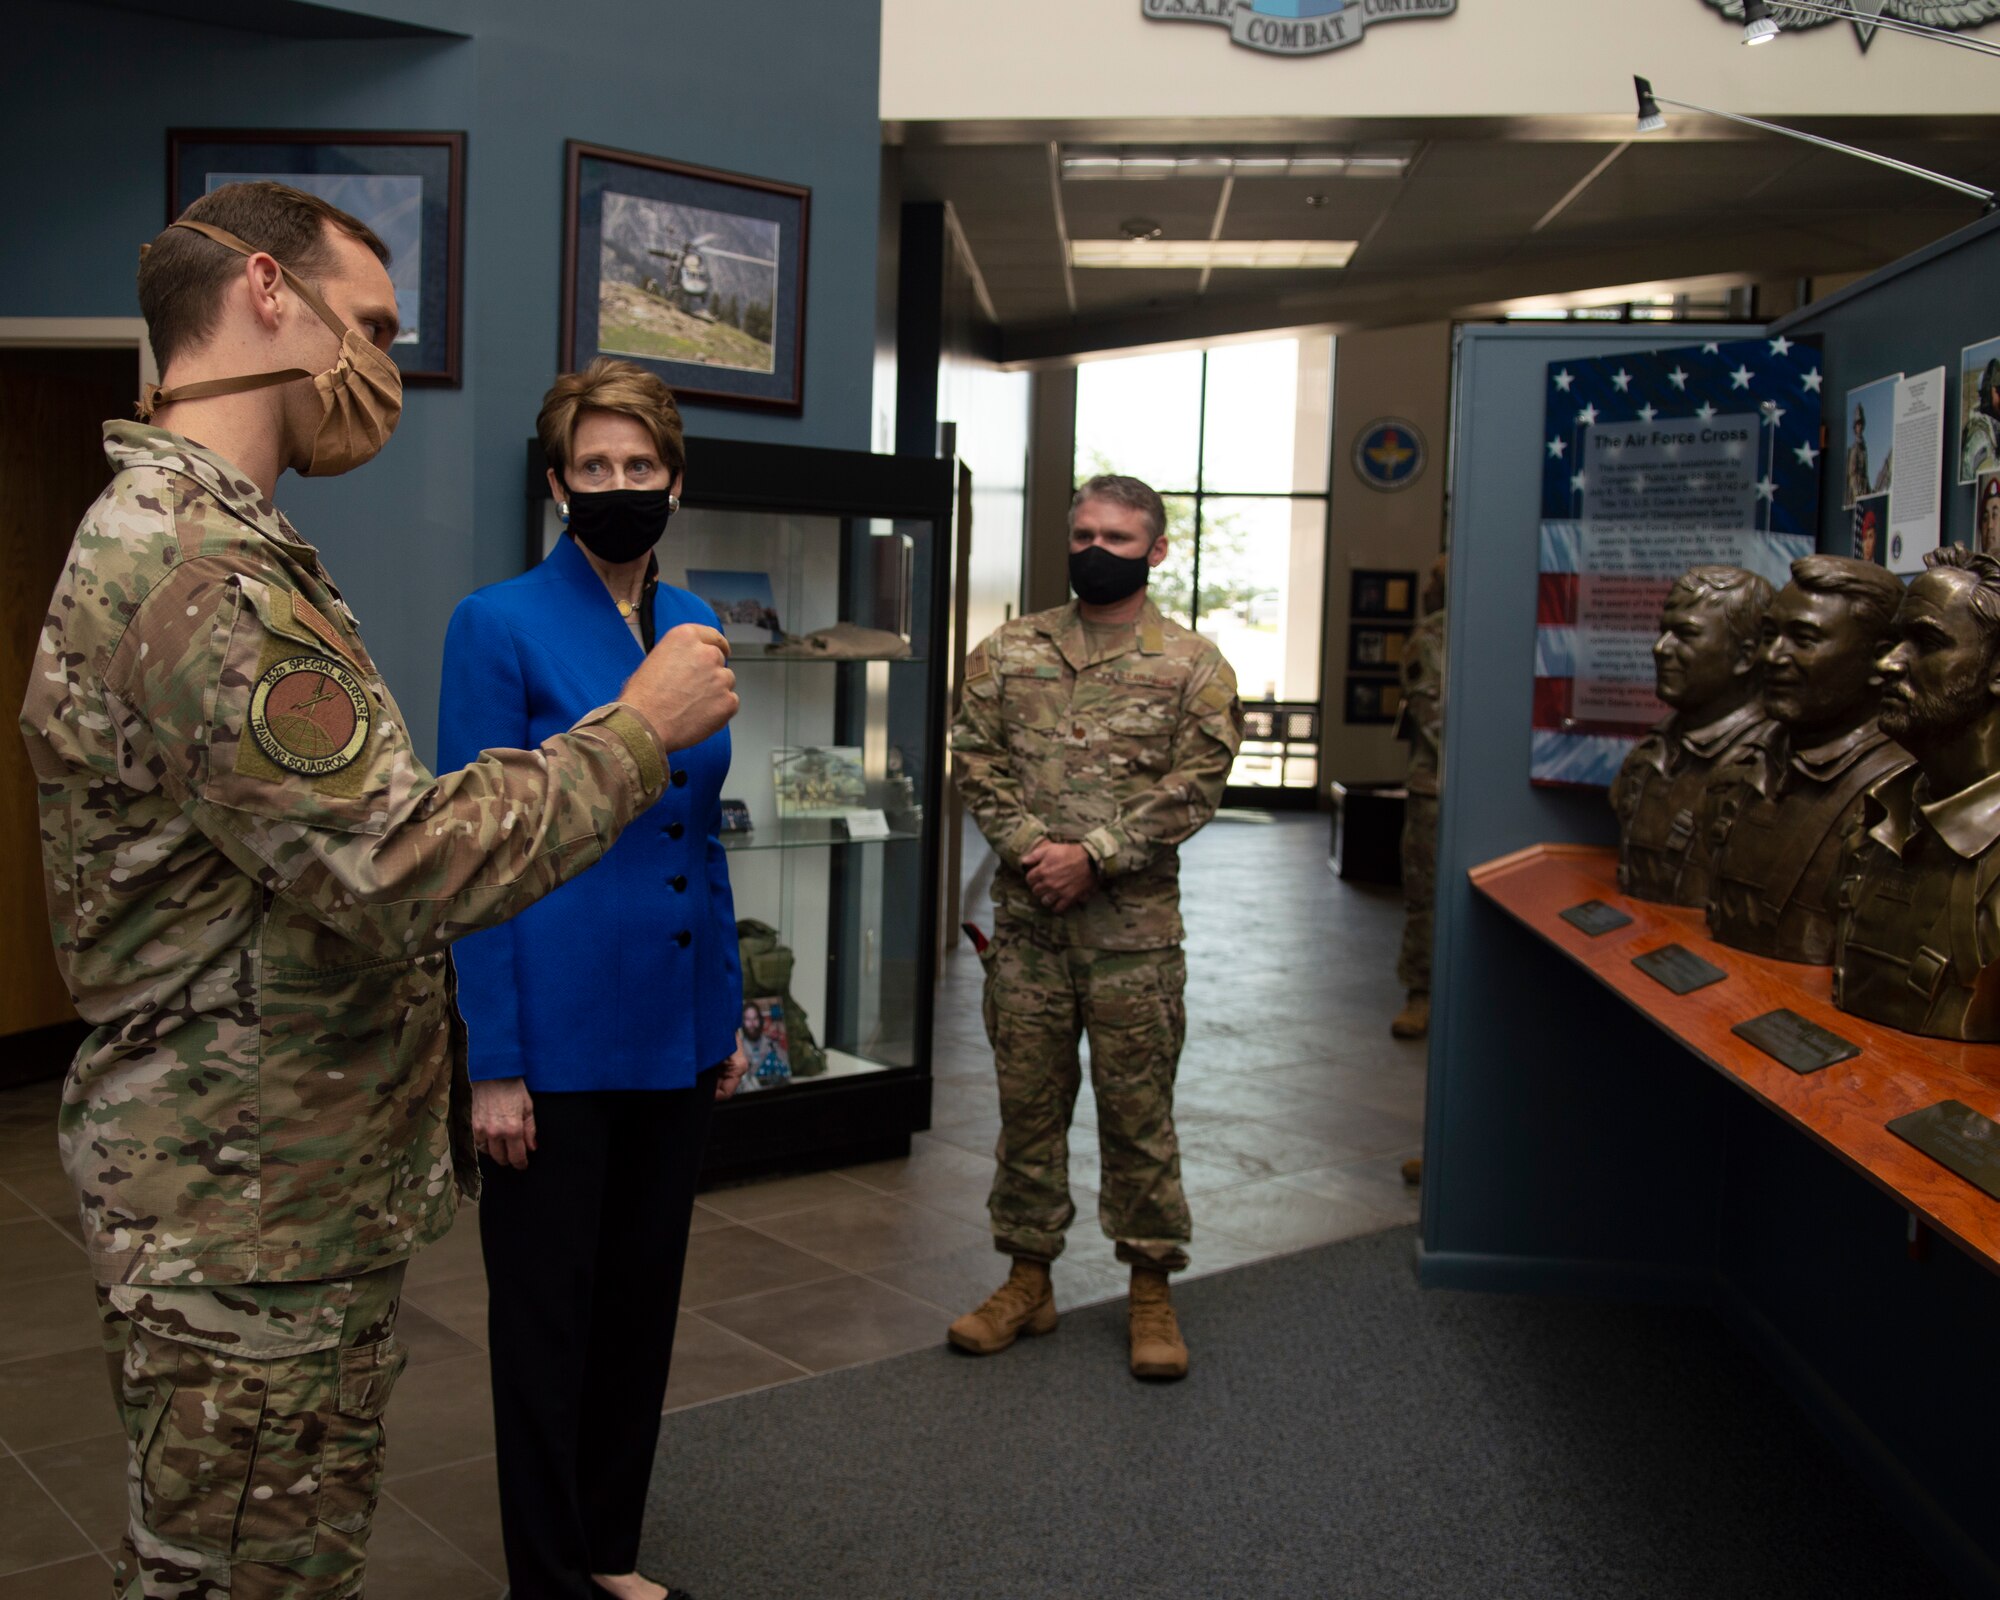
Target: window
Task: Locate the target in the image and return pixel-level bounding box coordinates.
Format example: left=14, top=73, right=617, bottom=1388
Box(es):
left=1074, top=335, right=1331, bottom=791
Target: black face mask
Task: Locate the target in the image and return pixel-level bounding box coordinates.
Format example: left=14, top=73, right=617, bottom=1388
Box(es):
left=565, top=485, right=676, bottom=564
left=1069, top=544, right=1151, bottom=606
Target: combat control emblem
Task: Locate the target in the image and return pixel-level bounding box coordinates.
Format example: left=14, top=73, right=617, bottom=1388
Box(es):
left=249, top=656, right=371, bottom=776
left=1142, top=0, right=1456, bottom=58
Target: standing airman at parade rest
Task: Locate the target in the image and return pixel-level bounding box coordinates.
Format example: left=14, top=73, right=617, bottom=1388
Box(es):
left=1836, top=548, right=2000, bottom=1040
left=16, top=182, right=737, bottom=1599
left=1701, top=556, right=1910, bottom=965
left=1391, top=555, right=1448, bottom=1042
left=947, top=473, right=1242, bottom=1381
left=1609, top=565, right=1775, bottom=909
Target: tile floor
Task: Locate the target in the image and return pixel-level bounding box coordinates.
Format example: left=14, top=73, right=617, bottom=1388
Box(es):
left=0, top=811, right=1424, bottom=1595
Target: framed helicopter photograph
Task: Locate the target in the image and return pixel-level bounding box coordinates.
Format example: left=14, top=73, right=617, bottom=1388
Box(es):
left=561, top=141, right=809, bottom=413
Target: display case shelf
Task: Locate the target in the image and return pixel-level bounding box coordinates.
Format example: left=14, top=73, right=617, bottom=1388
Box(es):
left=719, top=825, right=922, bottom=853
left=734, top=655, right=928, bottom=666
left=1470, top=843, right=2000, bottom=1273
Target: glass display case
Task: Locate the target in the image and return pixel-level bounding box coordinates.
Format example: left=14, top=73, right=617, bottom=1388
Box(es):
left=526, top=436, right=957, bottom=1177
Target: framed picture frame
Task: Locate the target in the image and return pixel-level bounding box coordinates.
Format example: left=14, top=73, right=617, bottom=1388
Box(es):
left=562, top=141, right=809, bottom=413
left=1348, top=622, right=1412, bottom=673
left=1351, top=568, right=1417, bottom=621
left=168, top=129, right=465, bottom=386
left=1344, top=676, right=1404, bottom=726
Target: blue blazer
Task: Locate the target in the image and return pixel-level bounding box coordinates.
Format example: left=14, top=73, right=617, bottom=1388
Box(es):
left=438, top=534, right=741, bottom=1093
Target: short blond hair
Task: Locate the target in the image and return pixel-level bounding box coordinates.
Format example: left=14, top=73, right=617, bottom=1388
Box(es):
left=538, top=357, right=685, bottom=480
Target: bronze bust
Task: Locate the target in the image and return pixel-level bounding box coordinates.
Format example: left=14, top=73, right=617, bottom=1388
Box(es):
left=1610, top=565, right=1775, bottom=905
left=1705, top=556, right=1912, bottom=963
left=1836, top=548, right=2000, bottom=1039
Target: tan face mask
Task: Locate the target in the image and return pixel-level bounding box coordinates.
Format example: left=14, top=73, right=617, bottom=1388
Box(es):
left=137, top=219, right=403, bottom=477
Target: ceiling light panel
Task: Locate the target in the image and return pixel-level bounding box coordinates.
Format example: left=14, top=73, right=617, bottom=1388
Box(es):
left=1061, top=145, right=1414, bottom=181
left=1069, top=239, right=1358, bottom=269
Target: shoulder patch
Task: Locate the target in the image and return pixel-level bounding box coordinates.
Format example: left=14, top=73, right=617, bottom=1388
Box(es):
left=248, top=656, right=371, bottom=777
left=1193, top=680, right=1237, bottom=716
left=965, top=641, right=993, bottom=685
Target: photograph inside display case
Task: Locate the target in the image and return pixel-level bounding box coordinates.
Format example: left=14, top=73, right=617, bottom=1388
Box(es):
left=538, top=494, right=932, bottom=1090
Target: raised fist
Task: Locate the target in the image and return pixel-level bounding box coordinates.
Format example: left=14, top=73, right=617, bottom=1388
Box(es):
left=622, top=622, right=738, bottom=754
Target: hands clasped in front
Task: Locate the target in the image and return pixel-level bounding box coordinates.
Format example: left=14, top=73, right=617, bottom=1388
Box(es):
left=622, top=621, right=739, bottom=754
left=1023, top=839, right=1097, bottom=914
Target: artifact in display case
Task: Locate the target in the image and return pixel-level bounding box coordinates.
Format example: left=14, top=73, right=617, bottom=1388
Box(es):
left=1608, top=566, right=1776, bottom=907
left=1704, top=556, right=1912, bottom=964
left=1835, top=548, right=2000, bottom=1040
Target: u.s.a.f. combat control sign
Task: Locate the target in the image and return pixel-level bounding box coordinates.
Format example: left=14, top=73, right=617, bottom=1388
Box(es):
left=1143, top=0, right=1456, bottom=56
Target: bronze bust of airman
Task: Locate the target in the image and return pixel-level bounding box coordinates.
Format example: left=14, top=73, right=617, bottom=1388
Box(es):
left=1835, top=548, right=2000, bottom=1039
left=1609, top=565, right=1775, bottom=906
left=1704, top=555, right=1912, bottom=964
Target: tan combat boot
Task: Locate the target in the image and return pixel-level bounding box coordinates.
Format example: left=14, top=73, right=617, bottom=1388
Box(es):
left=947, top=1258, right=1057, bottom=1355
left=1391, top=989, right=1430, bottom=1039
left=1128, top=1266, right=1188, bottom=1380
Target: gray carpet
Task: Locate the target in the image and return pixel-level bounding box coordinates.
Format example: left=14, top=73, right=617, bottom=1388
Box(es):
left=640, top=1226, right=1953, bottom=1599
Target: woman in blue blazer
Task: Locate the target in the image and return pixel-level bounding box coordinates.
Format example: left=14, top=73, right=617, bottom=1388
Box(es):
left=439, top=359, right=743, bottom=1600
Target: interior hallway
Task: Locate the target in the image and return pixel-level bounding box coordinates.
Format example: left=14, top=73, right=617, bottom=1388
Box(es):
left=0, top=810, right=1424, bottom=1596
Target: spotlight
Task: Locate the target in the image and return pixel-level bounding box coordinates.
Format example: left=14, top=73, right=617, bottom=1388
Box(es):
left=1742, top=0, right=1780, bottom=45
left=1633, top=76, right=1666, bottom=135
left=1120, top=217, right=1164, bottom=242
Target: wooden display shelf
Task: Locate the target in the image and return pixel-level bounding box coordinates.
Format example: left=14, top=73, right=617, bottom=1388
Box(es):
left=1471, top=843, right=2000, bottom=1274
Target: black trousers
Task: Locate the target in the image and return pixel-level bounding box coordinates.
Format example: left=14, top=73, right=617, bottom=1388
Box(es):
left=478, top=1071, right=718, bottom=1599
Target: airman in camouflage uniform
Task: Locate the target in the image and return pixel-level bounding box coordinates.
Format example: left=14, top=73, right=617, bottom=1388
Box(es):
left=18, top=184, right=733, bottom=1598
left=948, top=474, right=1241, bottom=1381
left=1392, top=558, right=1448, bottom=1041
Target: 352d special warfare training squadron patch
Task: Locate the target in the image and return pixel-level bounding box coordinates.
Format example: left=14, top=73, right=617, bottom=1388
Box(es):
left=249, top=655, right=371, bottom=776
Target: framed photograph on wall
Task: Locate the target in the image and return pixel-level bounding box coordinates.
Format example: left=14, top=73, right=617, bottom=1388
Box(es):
left=1344, top=677, right=1403, bottom=726
left=562, top=141, right=809, bottom=413
left=1348, top=622, right=1412, bottom=673
left=1350, top=568, right=1417, bottom=621
left=169, top=129, right=465, bottom=386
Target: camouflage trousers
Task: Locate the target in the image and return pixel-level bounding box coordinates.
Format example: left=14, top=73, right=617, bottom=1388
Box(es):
left=95, top=1263, right=409, bottom=1599
left=980, top=923, right=1191, bottom=1271
left=1398, top=792, right=1439, bottom=992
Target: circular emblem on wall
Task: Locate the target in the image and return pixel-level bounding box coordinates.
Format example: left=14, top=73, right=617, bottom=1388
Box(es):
left=249, top=656, right=370, bottom=776
left=1353, top=418, right=1427, bottom=493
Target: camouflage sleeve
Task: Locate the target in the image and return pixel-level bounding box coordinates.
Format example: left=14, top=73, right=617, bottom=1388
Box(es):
left=1081, top=650, right=1243, bottom=880
left=949, top=637, right=1050, bottom=866
left=105, top=556, right=667, bottom=959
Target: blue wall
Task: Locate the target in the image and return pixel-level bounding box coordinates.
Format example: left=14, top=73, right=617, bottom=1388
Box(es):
left=7, top=0, right=881, bottom=755
left=1423, top=322, right=1762, bottom=1286
left=1775, top=211, right=2000, bottom=558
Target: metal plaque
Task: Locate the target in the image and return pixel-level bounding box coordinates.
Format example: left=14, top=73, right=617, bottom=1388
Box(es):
left=1887, top=1100, right=2000, bottom=1202
left=1560, top=899, right=1634, bottom=937
left=1731, top=1009, right=1861, bottom=1074
left=1632, top=943, right=1727, bottom=995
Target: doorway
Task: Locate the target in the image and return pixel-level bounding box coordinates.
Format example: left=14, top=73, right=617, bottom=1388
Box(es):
left=0, top=343, right=138, bottom=1084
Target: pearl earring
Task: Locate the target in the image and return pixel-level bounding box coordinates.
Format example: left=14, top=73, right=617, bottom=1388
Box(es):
left=559, top=500, right=570, bottom=523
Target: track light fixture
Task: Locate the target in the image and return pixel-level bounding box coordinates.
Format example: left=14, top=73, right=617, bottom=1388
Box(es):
left=1737, top=0, right=2000, bottom=57
left=1631, top=75, right=1993, bottom=206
